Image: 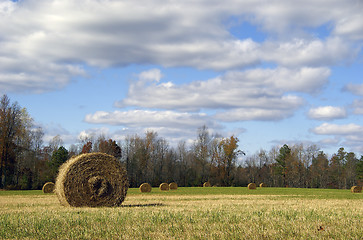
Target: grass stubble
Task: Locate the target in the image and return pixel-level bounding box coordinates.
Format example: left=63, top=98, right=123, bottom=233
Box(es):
left=0, top=188, right=362, bottom=239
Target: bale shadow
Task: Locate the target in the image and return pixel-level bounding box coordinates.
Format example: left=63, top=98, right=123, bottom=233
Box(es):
left=121, top=203, right=164, bottom=208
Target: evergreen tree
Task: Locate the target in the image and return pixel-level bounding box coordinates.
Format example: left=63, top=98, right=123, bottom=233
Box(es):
left=48, top=146, right=69, bottom=181
left=274, top=144, right=291, bottom=187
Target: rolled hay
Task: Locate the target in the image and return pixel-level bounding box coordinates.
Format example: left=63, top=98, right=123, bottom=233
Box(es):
left=247, top=183, right=256, bottom=190
left=55, top=152, right=128, bottom=207
left=139, top=183, right=152, bottom=193
left=203, top=182, right=211, bottom=187
left=159, top=182, right=169, bottom=191
left=42, top=182, right=55, bottom=193
left=351, top=186, right=362, bottom=193
left=259, top=183, right=267, bottom=188
left=169, top=182, right=178, bottom=190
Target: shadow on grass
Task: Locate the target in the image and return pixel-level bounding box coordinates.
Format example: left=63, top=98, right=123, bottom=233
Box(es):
left=121, top=203, right=164, bottom=208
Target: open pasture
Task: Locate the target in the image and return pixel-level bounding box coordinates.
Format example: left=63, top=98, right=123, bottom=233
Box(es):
left=0, top=187, right=362, bottom=239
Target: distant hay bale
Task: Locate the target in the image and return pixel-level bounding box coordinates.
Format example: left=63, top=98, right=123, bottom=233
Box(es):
left=159, top=183, right=169, bottom=191
left=259, top=183, right=267, bottom=188
left=55, top=152, right=128, bottom=207
left=203, top=182, right=211, bottom=187
left=42, top=182, right=55, bottom=193
left=247, top=183, right=256, bottom=190
left=139, top=183, right=152, bottom=193
left=169, top=182, right=178, bottom=190
left=351, top=186, right=362, bottom=193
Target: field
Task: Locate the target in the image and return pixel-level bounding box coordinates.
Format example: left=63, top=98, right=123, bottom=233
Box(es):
left=0, top=187, right=362, bottom=239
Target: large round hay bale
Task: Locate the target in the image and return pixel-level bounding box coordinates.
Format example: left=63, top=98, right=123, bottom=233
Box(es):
left=169, top=182, right=178, bottom=190
left=55, top=152, right=128, bottom=207
left=139, top=183, right=152, bottom=193
left=351, top=186, right=362, bottom=193
left=247, top=183, right=256, bottom=190
left=203, top=182, right=211, bottom=187
left=159, top=182, right=169, bottom=191
left=42, top=182, right=55, bottom=193
left=259, top=183, right=267, bottom=188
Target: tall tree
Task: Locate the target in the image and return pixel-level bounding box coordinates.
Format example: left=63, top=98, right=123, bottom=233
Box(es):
left=48, top=146, right=69, bottom=182
left=329, top=147, right=346, bottom=189
left=81, top=141, right=93, bottom=154
left=192, top=125, right=212, bottom=185
left=345, top=151, right=358, bottom=188
left=310, top=151, right=329, bottom=188
left=97, top=137, right=122, bottom=159
left=274, top=144, right=291, bottom=187
left=0, top=95, right=30, bottom=188
left=356, top=156, right=363, bottom=186
left=211, top=136, right=242, bottom=186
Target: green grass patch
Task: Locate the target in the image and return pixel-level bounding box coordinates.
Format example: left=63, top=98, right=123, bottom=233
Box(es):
left=129, top=187, right=362, bottom=199
left=0, top=190, right=43, bottom=196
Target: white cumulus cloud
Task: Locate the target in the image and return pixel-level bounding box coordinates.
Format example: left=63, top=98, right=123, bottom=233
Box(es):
left=308, top=106, right=347, bottom=120
left=0, top=0, right=361, bottom=93
left=311, top=122, right=363, bottom=153
left=312, top=123, right=363, bottom=135
left=115, top=67, right=329, bottom=121
left=84, top=110, right=220, bottom=129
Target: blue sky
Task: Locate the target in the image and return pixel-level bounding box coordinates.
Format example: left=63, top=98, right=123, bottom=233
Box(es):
left=1, top=0, right=363, bottom=156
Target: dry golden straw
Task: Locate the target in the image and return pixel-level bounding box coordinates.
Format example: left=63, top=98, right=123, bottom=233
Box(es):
left=169, top=182, right=178, bottom=190
left=350, top=186, right=362, bottom=193
left=247, top=183, right=256, bottom=190
left=259, top=183, right=267, bottom=188
left=159, top=182, right=169, bottom=191
left=42, top=182, right=55, bottom=193
left=55, top=152, right=128, bottom=207
left=203, top=182, right=211, bottom=187
left=139, top=183, right=152, bottom=193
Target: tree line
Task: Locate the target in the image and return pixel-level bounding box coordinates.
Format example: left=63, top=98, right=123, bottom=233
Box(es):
left=1, top=94, right=362, bottom=190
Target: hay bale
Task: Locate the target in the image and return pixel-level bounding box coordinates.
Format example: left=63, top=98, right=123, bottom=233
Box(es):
left=351, top=186, right=362, bottom=193
left=169, top=182, right=178, bottom=190
left=55, top=152, right=128, bottom=207
left=139, top=183, right=152, bottom=193
left=203, top=182, right=211, bottom=187
left=159, top=182, right=169, bottom=191
left=247, top=183, right=256, bottom=190
left=259, top=183, right=267, bottom=188
left=42, top=182, right=55, bottom=193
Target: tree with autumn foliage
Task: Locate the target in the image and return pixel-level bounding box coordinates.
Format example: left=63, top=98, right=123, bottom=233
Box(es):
left=97, top=137, right=121, bottom=159
left=211, top=135, right=243, bottom=186
left=0, top=95, right=35, bottom=188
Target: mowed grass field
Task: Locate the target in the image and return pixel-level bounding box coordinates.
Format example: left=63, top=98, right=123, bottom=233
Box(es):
left=0, top=187, right=362, bottom=239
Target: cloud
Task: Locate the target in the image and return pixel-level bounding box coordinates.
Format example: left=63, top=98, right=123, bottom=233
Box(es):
left=311, top=122, right=363, bottom=152
left=82, top=113, right=242, bottom=147
left=84, top=110, right=220, bottom=129
left=352, top=99, right=363, bottom=115
left=0, top=58, right=85, bottom=93
left=262, top=37, right=356, bottom=67
left=308, top=106, right=347, bottom=120
left=115, top=67, right=328, bottom=121
left=334, top=14, right=363, bottom=40
left=78, top=127, right=111, bottom=142
left=41, top=123, right=77, bottom=145
left=343, top=84, right=363, bottom=115
left=344, top=83, right=363, bottom=96
left=312, top=123, right=363, bottom=135
left=0, top=0, right=15, bottom=15
left=214, top=108, right=295, bottom=122
left=138, top=69, right=163, bottom=83
left=0, top=0, right=361, bottom=93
